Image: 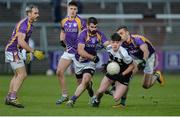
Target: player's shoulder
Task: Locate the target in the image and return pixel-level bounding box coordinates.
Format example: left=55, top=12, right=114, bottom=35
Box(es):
left=19, top=17, right=28, bottom=24
left=76, top=15, right=82, bottom=19
left=16, top=17, right=28, bottom=28
left=119, top=46, right=126, bottom=52
left=106, top=45, right=112, bottom=50
left=80, top=28, right=88, bottom=34
left=131, top=34, right=147, bottom=40
left=119, top=46, right=129, bottom=55
left=79, top=29, right=88, bottom=37
left=75, top=15, right=86, bottom=25
left=61, top=17, right=69, bottom=24
left=96, top=30, right=104, bottom=36
left=106, top=45, right=113, bottom=53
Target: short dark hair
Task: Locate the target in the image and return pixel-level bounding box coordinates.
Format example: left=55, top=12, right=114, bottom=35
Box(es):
left=87, top=17, right=98, bottom=25
left=111, top=33, right=122, bottom=41
left=116, top=25, right=128, bottom=31
left=25, top=4, right=38, bottom=15
left=68, top=1, right=78, bottom=7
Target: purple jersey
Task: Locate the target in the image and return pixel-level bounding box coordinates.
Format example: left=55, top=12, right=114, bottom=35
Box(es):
left=75, top=29, right=108, bottom=63
left=5, top=17, right=33, bottom=52
left=122, top=34, right=155, bottom=60
left=61, top=15, right=86, bottom=54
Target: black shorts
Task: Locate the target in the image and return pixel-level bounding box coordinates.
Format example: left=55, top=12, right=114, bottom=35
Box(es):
left=75, top=69, right=95, bottom=79
left=106, top=72, right=132, bottom=86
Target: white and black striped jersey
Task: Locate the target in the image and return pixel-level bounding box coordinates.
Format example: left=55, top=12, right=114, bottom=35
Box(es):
left=106, top=45, right=133, bottom=72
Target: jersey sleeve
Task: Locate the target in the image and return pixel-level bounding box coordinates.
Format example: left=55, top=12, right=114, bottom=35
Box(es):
left=134, top=37, right=146, bottom=46
left=60, top=18, right=67, bottom=31
left=120, top=46, right=133, bottom=64
left=100, top=31, right=108, bottom=44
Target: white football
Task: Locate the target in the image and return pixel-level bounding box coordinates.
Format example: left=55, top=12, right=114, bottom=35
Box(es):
left=46, top=69, right=54, bottom=76
left=106, top=61, right=120, bottom=75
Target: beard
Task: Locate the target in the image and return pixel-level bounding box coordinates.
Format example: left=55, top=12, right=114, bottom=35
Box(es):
left=89, top=30, right=97, bottom=34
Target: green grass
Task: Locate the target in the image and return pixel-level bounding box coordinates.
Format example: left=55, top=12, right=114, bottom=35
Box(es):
left=0, top=73, right=180, bottom=116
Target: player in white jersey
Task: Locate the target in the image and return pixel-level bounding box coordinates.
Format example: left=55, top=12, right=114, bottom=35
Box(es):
left=91, top=33, right=135, bottom=107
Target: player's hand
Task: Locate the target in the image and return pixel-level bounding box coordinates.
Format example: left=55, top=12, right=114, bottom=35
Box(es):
left=138, top=59, right=146, bottom=70
left=101, top=61, right=111, bottom=73
left=60, top=41, right=66, bottom=47
left=93, top=55, right=100, bottom=63
left=33, top=50, right=45, bottom=60
left=26, top=52, right=33, bottom=64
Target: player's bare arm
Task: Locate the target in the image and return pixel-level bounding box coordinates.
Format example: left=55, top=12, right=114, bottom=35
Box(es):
left=17, top=32, right=34, bottom=52
left=60, top=29, right=65, bottom=42
left=78, top=43, right=94, bottom=60
left=122, top=62, right=135, bottom=76
left=59, top=29, right=66, bottom=47
left=140, top=43, right=149, bottom=61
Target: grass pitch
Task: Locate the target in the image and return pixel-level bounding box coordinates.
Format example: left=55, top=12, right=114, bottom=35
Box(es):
left=0, top=73, right=180, bottom=116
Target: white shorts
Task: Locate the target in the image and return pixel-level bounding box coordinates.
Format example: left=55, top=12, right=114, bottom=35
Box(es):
left=5, top=51, right=25, bottom=70
left=5, top=51, right=25, bottom=62
left=135, top=53, right=156, bottom=74
left=72, top=58, right=96, bottom=75
left=10, top=60, right=25, bottom=70
left=61, top=51, right=75, bottom=60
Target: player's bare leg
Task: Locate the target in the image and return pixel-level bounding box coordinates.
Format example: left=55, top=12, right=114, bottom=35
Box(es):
left=6, top=67, right=27, bottom=108
left=13, top=67, right=27, bottom=92
left=67, top=73, right=92, bottom=107
left=56, top=58, right=72, bottom=104
left=112, top=82, right=128, bottom=109
left=142, top=71, right=164, bottom=89
left=142, top=74, right=153, bottom=89
left=8, top=74, right=17, bottom=95
left=6, top=73, right=17, bottom=105
left=92, top=76, right=112, bottom=107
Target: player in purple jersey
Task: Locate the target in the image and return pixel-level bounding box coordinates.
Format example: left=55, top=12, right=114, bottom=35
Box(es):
left=66, top=17, right=109, bottom=107
left=56, top=1, right=87, bottom=105
left=4, top=5, right=40, bottom=108
left=91, top=33, right=135, bottom=108
left=107, top=26, right=165, bottom=108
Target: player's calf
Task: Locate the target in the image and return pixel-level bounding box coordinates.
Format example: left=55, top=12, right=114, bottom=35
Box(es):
left=86, top=81, right=94, bottom=97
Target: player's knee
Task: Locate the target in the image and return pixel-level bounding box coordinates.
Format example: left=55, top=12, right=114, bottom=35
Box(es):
left=142, top=84, right=150, bottom=89
left=82, top=80, right=89, bottom=87
left=18, top=72, right=27, bottom=79
left=97, top=88, right=103, bottom=94
left=113, top=96, right=119, bottom=102
left=56, top=69, right=64, bottom=78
